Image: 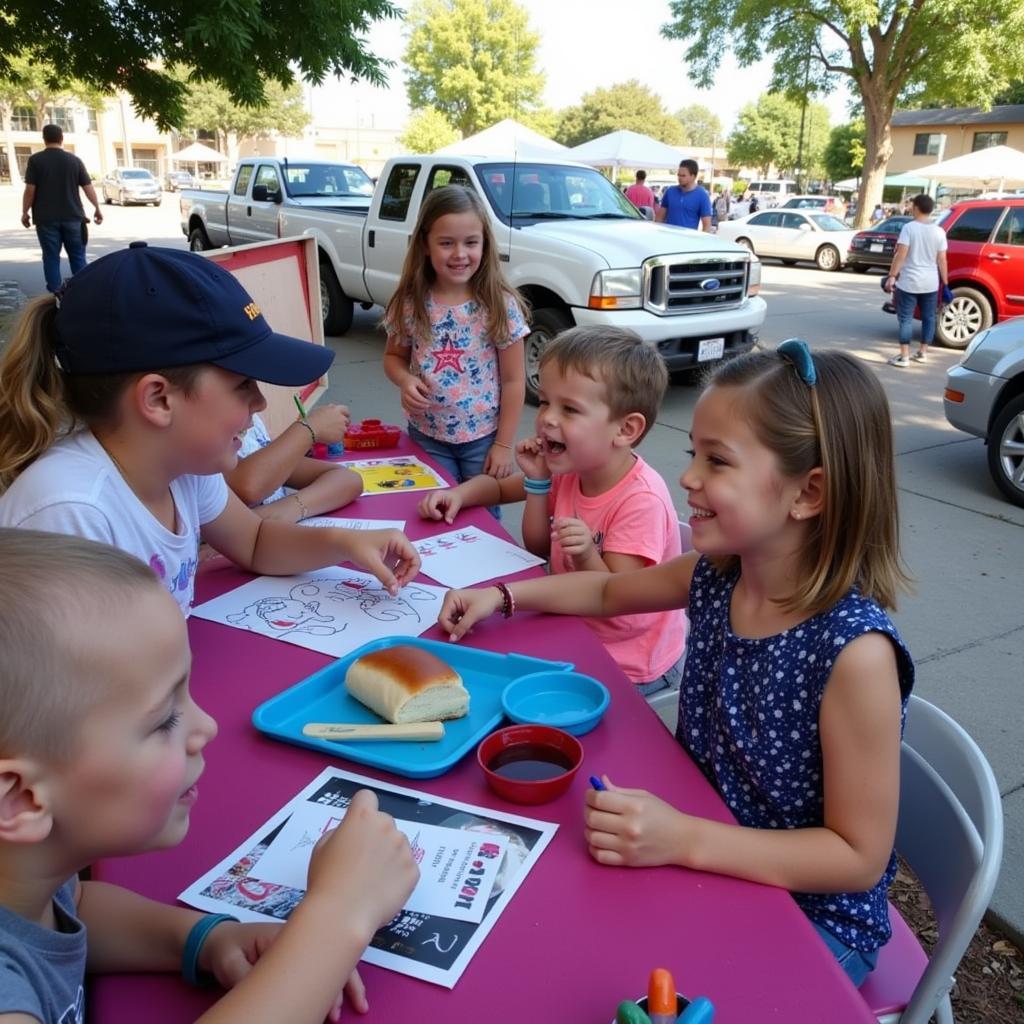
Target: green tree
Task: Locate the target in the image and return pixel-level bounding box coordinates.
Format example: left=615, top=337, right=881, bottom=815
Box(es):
left=994, top=81, right=1024, bottom=105
left=400, top=107, right=460, bottom=153
left=823, top=119, right=866, bottom=182
left=0, top=0, right=398, bottom=132
left=403, top=0, right=546, bottom=138
left=555, top=80, right=684, bottom=148
left=675, top=103, right=721, bottom=147
left=727, top=93, right=829, bottom=180
left=662, top=0, right=1024, bottom=226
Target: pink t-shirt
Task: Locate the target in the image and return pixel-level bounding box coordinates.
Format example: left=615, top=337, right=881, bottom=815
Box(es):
left=624, top=183, right=655, bottom=209
left=549, top=456, right=685, bottom=684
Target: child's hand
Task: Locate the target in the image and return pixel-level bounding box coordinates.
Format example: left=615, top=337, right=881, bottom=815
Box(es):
left=306, top=789, right=419, bottom=937
left=583, top=776, right=690, bottom=868
left=515, top=436, right=550, bottom=480
left=197, top=920, right=283, bottom=990
left=552, top=517, right=595, bottom=564
left=438, top=586, right=503, bottom=640
left=400, top=376, right=432, bottom=414
left=419, top=488, right=463, bottom=523
left=338, top=528, right=421, bottom=595
left=308, top=404, right=352, bottom=445
left=483, top=444, right=516, bottom=479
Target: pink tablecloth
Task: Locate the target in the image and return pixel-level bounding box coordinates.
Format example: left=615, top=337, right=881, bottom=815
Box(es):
left=90, top=438, right=874, bottom=1023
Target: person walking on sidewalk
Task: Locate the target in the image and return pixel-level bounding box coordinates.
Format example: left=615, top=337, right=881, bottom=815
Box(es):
left=20, top=124, right=103, bottom=294
left=883, top=194, right=949, bottom=367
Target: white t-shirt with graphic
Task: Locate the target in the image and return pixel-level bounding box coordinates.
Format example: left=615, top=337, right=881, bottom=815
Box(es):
left=0, top=429, right=228, bottom=616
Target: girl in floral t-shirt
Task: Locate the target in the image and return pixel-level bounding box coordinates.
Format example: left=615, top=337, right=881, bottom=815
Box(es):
left=383, top=186, right=528, bottom=488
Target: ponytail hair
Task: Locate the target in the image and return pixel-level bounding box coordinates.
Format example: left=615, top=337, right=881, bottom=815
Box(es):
left=0, top=295, right=67, bottom=490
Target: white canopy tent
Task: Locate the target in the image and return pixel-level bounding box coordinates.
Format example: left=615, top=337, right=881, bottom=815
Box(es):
left=435, top=119, right=567, bottom=159
left=567, top=129, right=684, bottom=178
left=171, top=141, right=229, bottom=180
left=913, top=145, right=1024, bottom=193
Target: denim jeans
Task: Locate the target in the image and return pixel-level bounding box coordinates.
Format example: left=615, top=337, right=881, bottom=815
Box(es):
left=636, top=651, right=685, bottom=697
left=812, top=921, right=879, bottom=987
left=407, top=424, right=500, bottom=518
left=895, top=287, right=938, bottom=346
left=35, top=220, right=87, bottom=293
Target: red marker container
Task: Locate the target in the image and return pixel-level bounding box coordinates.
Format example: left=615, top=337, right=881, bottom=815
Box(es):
left=343, top=419, right=401, bottom=450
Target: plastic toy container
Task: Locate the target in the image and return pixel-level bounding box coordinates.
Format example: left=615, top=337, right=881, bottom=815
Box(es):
left=343, top=419, right=401, bottom=450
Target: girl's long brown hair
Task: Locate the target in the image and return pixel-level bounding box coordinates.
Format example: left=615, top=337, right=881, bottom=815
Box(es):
left=383, top=185, right=528, bottom=345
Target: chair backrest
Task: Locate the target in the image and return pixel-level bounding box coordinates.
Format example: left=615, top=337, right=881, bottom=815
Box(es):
left=893, top=695, right=1004, bottom=1024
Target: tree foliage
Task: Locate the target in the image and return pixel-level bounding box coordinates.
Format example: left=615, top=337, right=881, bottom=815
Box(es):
left=661, top=0, right=1024, bottom=224
left=823, top=119, right=866, bottom=182
left=555, top=80, right=684, bottom=148
left=400, top=107, right=460, bottom=153
left=674, top=103, right=721, bottom=147
left=727, top=93, right=829, bottom=179
left=0, top=0, right=399, bottom=131
left=994, top=81, right=1024, bottom=105
left=403, top=0, right=546, bottom=138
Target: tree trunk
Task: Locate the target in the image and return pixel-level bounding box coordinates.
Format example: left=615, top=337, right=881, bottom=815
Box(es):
left=857, top=82, right=895, bottom=230
left=1, top=104, right=22, bottom=187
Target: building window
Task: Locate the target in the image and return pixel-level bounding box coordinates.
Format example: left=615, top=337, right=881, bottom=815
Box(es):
left=11, top=106, right=36, bottom=132
left=913, top=133, right=943, bottom=157
left=972, top=131, right=1008, bottom=151
left=87, top=109, right=98, bottom=133
left=45, top=106, right=74, bottom=132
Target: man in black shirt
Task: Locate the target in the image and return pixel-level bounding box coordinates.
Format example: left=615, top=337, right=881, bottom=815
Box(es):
left=21, top=124, right=103, bottom=293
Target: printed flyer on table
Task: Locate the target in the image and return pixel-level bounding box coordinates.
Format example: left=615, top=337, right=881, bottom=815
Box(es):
left=179, top=767, right=558, bottom=988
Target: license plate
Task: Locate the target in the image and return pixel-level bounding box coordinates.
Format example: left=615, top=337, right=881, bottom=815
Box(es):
left=698, top=337, right=725, bottom=361
left=869, top=243, right=884, bottom=253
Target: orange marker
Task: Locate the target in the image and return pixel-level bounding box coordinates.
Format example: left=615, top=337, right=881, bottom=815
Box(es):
left=647, top=967, right=677, bottom=1024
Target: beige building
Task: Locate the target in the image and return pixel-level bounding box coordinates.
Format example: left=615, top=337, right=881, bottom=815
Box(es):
left=889, top=105, right=1024, bottom=172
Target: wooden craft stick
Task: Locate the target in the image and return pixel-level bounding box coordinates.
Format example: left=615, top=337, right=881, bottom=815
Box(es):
left=302, top=721, right=445, bottom=742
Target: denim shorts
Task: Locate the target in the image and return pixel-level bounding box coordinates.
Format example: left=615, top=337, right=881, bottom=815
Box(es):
left=407, top=424, right=500, bottom=518
left=636, top=652, right=685, bottom=697
left=812, top=921, right=879, bottom=987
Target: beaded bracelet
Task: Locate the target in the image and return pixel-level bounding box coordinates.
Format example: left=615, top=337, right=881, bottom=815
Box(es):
left=296, top=418, right=317, bottom=446
left=492, top=440, right=513, bottom=449
left=294, top=493, right=309, bottom=520
left=494, top=581, right=516, bottom=618
left=182, top=914, right=239, bottom=987
left=523, top=476, right=552, bottom=495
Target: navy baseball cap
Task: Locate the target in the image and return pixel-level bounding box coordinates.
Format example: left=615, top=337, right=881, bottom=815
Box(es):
left=53, top=242, right=335, bottom=385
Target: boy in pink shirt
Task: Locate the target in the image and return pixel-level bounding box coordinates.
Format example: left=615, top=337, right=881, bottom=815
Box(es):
left=419, top=327, right=685, bottom=696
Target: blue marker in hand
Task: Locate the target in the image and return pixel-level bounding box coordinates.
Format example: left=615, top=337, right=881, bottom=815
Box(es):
left=589, top=775, right=607, bottom=791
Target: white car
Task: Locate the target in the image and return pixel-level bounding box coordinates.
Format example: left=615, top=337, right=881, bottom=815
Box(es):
left=717, top=209, right=858, bottom=271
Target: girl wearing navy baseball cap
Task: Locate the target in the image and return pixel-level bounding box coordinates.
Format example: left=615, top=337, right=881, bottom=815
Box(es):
left=0, top=244, right=420, bottom=615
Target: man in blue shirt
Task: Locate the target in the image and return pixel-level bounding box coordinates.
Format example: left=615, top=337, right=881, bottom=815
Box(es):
left=656, top=159, right=713, bottom=231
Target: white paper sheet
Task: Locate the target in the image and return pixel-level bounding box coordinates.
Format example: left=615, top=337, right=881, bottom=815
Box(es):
left=179, top=767, right=557, bottom=988
left=297, top=516, right=406, bottom=531
left=191, top=567, right=446, bottom=657
left=414, top=525, right=545, bottom=588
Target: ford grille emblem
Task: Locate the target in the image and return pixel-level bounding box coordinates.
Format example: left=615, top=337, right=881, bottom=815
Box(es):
left=700, top=278, right=721, bottom=292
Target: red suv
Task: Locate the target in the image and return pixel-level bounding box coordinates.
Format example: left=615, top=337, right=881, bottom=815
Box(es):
left=936, top=198, right=1024, bottom=348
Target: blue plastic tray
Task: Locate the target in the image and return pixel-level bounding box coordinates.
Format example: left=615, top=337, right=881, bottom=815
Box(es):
left=251, top=637, right=575, bottom=779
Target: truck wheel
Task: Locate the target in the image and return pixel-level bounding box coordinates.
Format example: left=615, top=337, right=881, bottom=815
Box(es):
left=320, top=259, right=353, bottom=336
left=524, top=308, right=573, bottom=404
left=936, top=287, right=992, bottom=350
left=188, top=227, right=212, bottom=252
left=815, top=244, right=840, bottom=271
left=987, top=394, right=1024, bottom=508
left=103, top=193, right=112, bottom=205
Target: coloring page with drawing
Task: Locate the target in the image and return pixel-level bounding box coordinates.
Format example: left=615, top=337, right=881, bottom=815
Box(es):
left=191, top=567, right=446, bottom=657
left=414, top=526, right=545, bottom=588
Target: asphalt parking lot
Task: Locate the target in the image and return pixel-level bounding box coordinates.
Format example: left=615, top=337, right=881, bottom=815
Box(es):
left=3, top=189, right=1022, bottom=941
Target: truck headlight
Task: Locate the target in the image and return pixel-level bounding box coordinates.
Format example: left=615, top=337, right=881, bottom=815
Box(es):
left=747, top=258, right=762, bottom=297
left=588, top=269, right=642, bottom=310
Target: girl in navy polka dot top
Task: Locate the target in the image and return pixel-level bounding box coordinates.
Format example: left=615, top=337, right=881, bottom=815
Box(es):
left=439, top=341, right=914, bottom=986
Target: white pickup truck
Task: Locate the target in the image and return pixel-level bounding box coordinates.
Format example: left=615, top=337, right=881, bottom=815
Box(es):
left=182, top=154, right=767, bottom=399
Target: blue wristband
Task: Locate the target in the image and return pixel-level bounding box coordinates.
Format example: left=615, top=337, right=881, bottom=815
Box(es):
left=523, top=476, right=551, bottom=495
left=182, top=913, right=239, bottom=988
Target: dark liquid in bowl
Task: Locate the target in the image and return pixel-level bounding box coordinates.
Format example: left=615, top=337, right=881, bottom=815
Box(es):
left=488, top=743, right=574, bottom=781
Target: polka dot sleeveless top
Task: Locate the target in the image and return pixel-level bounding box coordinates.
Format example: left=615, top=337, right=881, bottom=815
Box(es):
left=676, top=557, right=915, bottom=952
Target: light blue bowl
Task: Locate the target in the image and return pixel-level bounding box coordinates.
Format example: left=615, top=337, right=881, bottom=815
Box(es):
left=500, top=671, right=610, bottom=736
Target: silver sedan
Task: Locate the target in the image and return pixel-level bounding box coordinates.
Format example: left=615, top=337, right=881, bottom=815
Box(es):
left=716, top=210, right=858, bottom=271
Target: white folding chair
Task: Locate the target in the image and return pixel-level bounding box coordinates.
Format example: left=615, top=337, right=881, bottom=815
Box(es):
left=860, top=695, right=1004, bottom=1024
left=646, top=521, right=693, bottom=731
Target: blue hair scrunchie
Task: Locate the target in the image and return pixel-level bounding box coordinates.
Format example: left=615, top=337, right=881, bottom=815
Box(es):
left=777, top=338, right=817, bottom=387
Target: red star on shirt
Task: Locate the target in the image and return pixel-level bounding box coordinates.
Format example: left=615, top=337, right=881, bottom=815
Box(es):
left=431, top=338, right=465, bottom=373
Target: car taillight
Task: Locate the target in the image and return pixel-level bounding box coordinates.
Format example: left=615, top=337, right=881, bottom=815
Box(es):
left=945, top=388, right=965, bottom=404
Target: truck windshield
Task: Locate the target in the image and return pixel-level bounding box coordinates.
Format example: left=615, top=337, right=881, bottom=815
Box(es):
left=282, top=164, right=374, bottom=198
left=476, top=163, right=641, bottom=224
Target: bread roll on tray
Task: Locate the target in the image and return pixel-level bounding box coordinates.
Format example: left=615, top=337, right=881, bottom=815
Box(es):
left=345, top=645, right=469, bottom=724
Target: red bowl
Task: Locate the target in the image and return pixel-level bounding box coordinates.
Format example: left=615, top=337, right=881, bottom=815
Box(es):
left=477, top=724, right=583, bottom=805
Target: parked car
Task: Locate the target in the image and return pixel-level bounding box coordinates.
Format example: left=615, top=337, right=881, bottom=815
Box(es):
left=164, top=169, right=196, bottom=192
left=716, top=209, right=857, bottom=271
left=944, top=317, right=1024, bottom=506
left=780, top=194, right=845, bottom=215
left=181, top=155, right=766, bottom=400
left=746, top=179, right=798, bottom=208
left=847, top=215, right=912, bottom=273
left=931, top=198, right=1024, bottom=349
left=101, top=168, right=162, bottom=206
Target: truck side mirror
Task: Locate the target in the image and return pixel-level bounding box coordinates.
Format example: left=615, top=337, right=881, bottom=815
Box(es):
left=252, top=184, right=281, bottom=203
